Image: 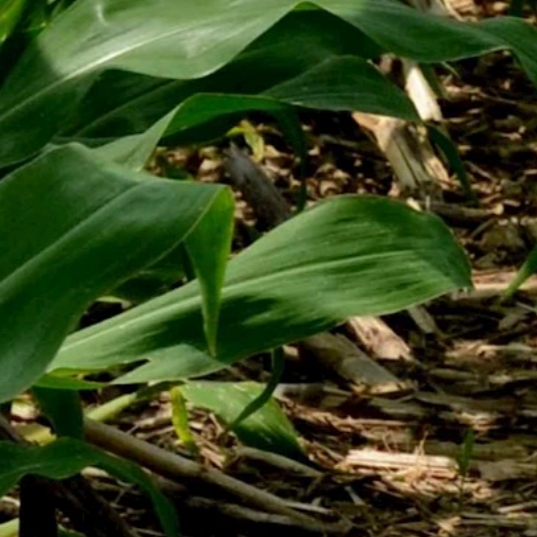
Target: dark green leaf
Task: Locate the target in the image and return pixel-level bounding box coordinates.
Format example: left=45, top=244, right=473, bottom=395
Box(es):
left=184, top=189, right=234, bottom=355
left=265, top=55, right=418, bottom=119
left=62, top=9, right=382, bottom=139
left=0, top=438, right=179, bottom=537
left=33, top=387, right=83, bottom=439
left=0, top=0, right=28, bottom=46
left=51, top=196, right=471, bottom=383
left=3, top=0, right=537, bottom=166
left=229, top=348, right=285, bottom=430
left=35, top=375, right=104, bottom=391
left=0, top=144, right=225, bottom=402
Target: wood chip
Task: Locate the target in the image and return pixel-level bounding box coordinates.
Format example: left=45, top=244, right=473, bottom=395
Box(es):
left=341, top=448, right=458, bottom=478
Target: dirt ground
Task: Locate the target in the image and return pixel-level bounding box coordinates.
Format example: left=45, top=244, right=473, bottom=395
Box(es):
left=5, top=1, right=537, bottom=536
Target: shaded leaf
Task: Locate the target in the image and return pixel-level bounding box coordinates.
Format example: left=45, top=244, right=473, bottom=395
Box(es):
left=182, top=381, right=306, bottom=460
left=0, top=144, right=225, bottom=402
left=0, top=438, right=179, bottom=537
left=51, top=196, right=471, bottom=383
left=3, top=0, right=537, bottom=166
left=0, top=0, right=28, bottom=46
left=62, top=9, right=383, bottom=139
left=184, top=188, right=234, bottom=355
left=35, top=375, right=104, bottom=391
left=265, top=55, right=418, bottom=119
left=33, top=387, right=83, bottom=438
left=230, top=348, right=285, bottom=430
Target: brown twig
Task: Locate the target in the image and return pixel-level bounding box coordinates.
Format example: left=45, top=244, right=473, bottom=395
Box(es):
left=84, top=418, right=349, bottom=534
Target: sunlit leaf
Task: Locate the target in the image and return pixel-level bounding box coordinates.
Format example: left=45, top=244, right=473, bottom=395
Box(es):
left=51, top=196, right=471, bottom=383
left=183, top=381, right=306, bottom=460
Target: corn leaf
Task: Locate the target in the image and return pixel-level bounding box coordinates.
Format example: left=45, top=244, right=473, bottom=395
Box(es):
left=0, top=438, right=179, bottom=537
left=2, top=0, right=537, bottom=167
left=51, top=196, right=471, bottom=383
left=182, top=381, right=306, bottom=461
left=0, top=144, right=229, bottom=402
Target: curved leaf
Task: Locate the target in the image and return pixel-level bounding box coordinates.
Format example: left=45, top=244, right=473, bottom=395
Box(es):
left=184, top=188, right=234, bottom=355
left=0, top=144, right=226, bottom=402
left=0, top=0, right=28, bottom=46
left=94, top=54, right=418, bottom=170
left=51, top=196, right=471, bottom=383
left=2, top=0, right=537, bottom=166
left=0, top=438, right=179, bottom=537
left=182, top=381, right=306, bottom=461
left=64, top=9, right=382, bottom=139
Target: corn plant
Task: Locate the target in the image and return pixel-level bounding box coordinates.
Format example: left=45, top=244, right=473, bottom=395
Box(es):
left=1, top=0, right=536, bottom=534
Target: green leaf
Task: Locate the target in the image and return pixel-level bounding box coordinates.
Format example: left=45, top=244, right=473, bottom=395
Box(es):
left=456, top=428, right=475, bottom=478
left=72, top=57, right=416, bottom=161
left=229, top=348, right=285, bottom=430
left=0, top=0, right=28, bottom=45
left=33, top=387, right=83, bottom=439
left=265, top=55, right=418, bottom=119
left=92, top=108, right=177, bottom=170
left=95, top=68, right=408, bottom=172
left=0, top=144, right=225, bottom=402
left=503, top=242, right=537, bottom=300
left=0, top=438, right=179, bottom=537
left=51, top=196, right=471, bottom=382
left=3, top=0, right=537, bottom=166
left=62, top=8, right=383, bottom=140
left=170, top=386, right=198, bottom=455
left=182, top=381, right=306, bottom=460
left=109, top=245, right=188, bottom=304
left=0, top=0, right=298, bottom=166
left=184, top=189, right=234, bottom=356
left=34, top=375, right=104, bottom=391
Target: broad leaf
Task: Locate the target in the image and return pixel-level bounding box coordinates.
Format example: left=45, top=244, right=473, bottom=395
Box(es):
left=2, top=0, right=537, bottom=166
left=33, top=387, right=84, bottom=438
left=0, top=438, right=179, bottom=537
left=183, top=381, right=306, bottom=461
left=90, top=55, right=416, bottom=168
left=62, top=8, right=383, bottom=139
left=264, top=55, right=418, bottom=117
left=51, top=196, right=471, bottom=383
left=0, top=144, right=227, bottom=402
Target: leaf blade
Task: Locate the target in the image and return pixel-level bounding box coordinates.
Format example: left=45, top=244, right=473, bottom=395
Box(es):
left=0, top=144, right=224, bottom=402
left=52, top=196, right=471, bottom=382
